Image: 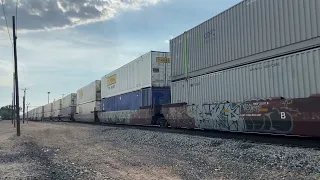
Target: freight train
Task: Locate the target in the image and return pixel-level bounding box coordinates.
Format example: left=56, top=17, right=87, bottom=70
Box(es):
left=27, top=0, right=320, bottom=138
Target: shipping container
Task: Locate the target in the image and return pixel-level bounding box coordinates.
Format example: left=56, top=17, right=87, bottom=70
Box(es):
left=59, top=93, right=77, bottom=119
left=172, top=47, right=320, bottom=104
left=101, top=51, right=171, bottom=98
left=170, top=0, right=320, bottom=81
left=76, top=101, right=101, bottom=115
left=52, top=99, right=61, bottom=111
left=51, top=110, right=60, bottom=117
left=36, top=106, right=43, bottom=119
left=27, top=109, right=34, bottom=119
left=60, top=107, right=76, bottom=118
left=102, top=87, right=171, bottom=112
left=43, top=103, right=52, bottom=118
left=77, top=80, right=101, bottom=105
left=61, top=93, right=77, bottom=108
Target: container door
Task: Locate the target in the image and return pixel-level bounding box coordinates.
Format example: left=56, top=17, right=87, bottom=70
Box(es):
left=152, top=87, right=171, bottom=106
left=142, top=88, right=151, bottom=107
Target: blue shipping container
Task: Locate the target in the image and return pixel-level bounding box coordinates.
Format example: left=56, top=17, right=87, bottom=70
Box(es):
left=102, top=87, right=171, bottom=112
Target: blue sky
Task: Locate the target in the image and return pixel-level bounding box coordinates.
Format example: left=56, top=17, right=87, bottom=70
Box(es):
left=0, top=0, right=242, bottom=109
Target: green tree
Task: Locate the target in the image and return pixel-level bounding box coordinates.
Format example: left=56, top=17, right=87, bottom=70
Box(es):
left=0, top=105, right=22, bottom=120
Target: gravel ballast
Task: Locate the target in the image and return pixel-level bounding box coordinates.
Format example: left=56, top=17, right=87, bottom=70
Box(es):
left=0, top=120, right=319, bottom=180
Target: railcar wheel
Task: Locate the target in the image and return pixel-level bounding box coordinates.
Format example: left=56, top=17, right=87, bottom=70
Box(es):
left=159, top=117, right=168, bottom=128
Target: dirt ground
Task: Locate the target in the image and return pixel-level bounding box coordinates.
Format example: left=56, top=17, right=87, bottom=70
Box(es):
left=0, top=120, right=320, bottom=180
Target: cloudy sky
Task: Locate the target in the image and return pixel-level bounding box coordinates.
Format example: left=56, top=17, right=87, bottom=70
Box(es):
left=0, top=0, right=241, bottom=109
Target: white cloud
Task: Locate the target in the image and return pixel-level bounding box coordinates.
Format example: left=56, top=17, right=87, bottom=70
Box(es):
left=164, top=35, right=173, bottom=43
left=0, top=0, right=169, bottom=32
left=0, top=59, right=30, bottom=88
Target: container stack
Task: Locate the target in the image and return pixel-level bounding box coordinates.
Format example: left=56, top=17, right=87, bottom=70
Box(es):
left=170, top=0, right=320, bottom=105
left=60, top=93, right=77, bottom=120
left=75, top=80, right=101, bottom=122
left=52, top=99, right=62, bottom=119
left=43, top=103, right=52, bottom=120
left=100, top=51, right=171, bottom=114
left=28, top=108, right=35, bottom=120
left=35, top=106, right=43, bottom=120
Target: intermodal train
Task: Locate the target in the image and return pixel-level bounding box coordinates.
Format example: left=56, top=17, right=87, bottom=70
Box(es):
left=27, top=0, right=320, bottom=138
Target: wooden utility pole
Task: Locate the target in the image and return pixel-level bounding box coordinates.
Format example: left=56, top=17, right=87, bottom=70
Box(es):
left=12, top=72, right=15, bottom=126
left=21, top=88, right=28, bottom=124
left=26, top=103, right=30, bottom=124
left=13, top=16, right=20, bottom=136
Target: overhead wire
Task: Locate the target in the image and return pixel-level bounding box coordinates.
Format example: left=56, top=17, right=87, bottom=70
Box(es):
left=0, top=0, right=12, bottom=44
left=15, top=0, right=18, bottom=35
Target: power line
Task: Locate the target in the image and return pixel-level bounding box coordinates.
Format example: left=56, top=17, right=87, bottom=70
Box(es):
left=0, top=0, right=12, bottom=44
left=15, top=0, right=18, bottom=35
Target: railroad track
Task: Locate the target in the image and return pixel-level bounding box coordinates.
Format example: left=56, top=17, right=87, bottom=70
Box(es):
left=37, top=120, right=320, bottom=149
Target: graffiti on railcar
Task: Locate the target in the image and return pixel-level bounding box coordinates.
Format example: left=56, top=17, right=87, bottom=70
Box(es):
left=100, top=110, right=134, bottom=124
left=131, top=109, right=152, bottom=125
left=241, top=101, right=295, bottom=133
left=166, top=98, right=309, bottom=134
left=162, top=104, right=196, bottom=128
left=186, top=102, right=246, bottom=131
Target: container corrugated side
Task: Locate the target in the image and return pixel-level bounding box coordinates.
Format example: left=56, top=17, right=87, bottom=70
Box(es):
left=36, top=106, right=43, bottom=119
left=43, top=103, right=52, bottom=113
left=77, top=80, right=101, bottom=105
left=60, top=107, right=76, bottom=117
left=102, top=87, right=171, bottom=112
left=171, top=0, right=320, bottom=81
left=101, top=51, right=171, bottom=99
left=52, top=99, right=61, bottom=111
left=172, top=47, right=320, bottom=104
left=150, top=52, right=171, bottom=87
left=51, top=110, right=60, bottom=117
left=36, top=106, right=43, bottom=118
left=61, top=93, right=77, bottom=108
left=76, top=101, right=101, bottom=115
left=102, top=90, right=142, bottom=112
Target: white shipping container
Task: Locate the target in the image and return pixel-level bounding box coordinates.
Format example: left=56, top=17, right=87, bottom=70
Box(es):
left=77, top=80, right=101, bottom=105
left=60, top=107, right=76, bottom=117
left=76, top=101, right=101, bottom=115
left=101, top=51, right=171, bottom=98
left=171, top=0, right=320, bottom=80
left=172, top=47, right=320, bottom=104
left=52, top=99, right=61, bottom=111
left=51, top=110, right=60, bottom=117
left=27, top=109, right=34, bottom=119
left=61, top=93, right=77, bottom=108
left=36, top=106, right=43, bottom=115
left=43, top=103, right=52, bottom=113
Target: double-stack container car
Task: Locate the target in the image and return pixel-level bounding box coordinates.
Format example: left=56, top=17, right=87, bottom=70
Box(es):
left=99, top=51, right=171, bottom=125
left=171, top=0, right=320, bottom=81
left=60, top=93, right=77, bottom=121
left=27, top=0, right=320, bottom=137
left=43, top=103, right=52, bottom=120
left=51, top=99, right=61, bottom=120
left=166, top=0, right=320, bottom=137
left=74, top=80, right=101, bottom=122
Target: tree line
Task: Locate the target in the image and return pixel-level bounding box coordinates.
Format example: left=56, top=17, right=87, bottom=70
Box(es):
left=0, top=105, right=22, bottom=120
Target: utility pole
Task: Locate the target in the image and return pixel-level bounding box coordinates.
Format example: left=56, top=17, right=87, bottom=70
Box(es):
left=26, top=103, right=30, bottom=124
left=13, top=16, right=20, bottom=136
left=21, top=88, right=28, bottom=124
left=12, top=92, right=14, bottom=125
left=12, top=73, right=15, bottom=127
left=47, top=92, right=50, bottom=103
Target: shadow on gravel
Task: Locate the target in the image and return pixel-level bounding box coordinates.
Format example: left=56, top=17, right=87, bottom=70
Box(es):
left=58, top=121, right=320, bottom=150
left=101, top=128, right=124, bottom=132
left=23, top=141, right=89, bottom=180
left=0, top=140, right=92, bottom=180
left=0, top=153, right=25, bottom=164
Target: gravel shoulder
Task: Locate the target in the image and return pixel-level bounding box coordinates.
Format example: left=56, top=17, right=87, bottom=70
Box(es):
left=0, top=120, right=320, bottom=180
